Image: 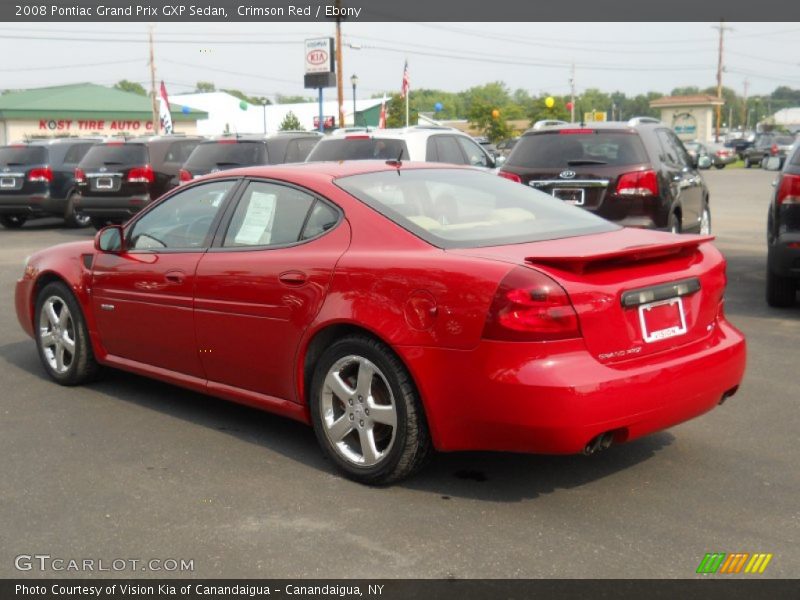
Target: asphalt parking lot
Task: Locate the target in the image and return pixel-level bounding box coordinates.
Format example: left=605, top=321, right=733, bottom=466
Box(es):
left=0, top=168, right=797, bottom=579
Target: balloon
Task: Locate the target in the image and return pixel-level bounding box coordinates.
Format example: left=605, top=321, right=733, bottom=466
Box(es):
left=434, top=102, right=443, bottom=112
left=545, top=96, right=555, bottom=108
left=181, top=106, right=190, bottom=115
left=566, top=101, right=574, bottom=111
left=239, top=100, right=248, bottom=111
left=491, top=109, right=500, bottom=119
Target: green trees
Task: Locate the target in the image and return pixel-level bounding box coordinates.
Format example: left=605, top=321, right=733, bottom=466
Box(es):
left=279, top=111, right=304, bottom=131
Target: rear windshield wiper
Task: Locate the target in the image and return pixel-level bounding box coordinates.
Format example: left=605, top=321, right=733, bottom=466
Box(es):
left=215, top=162, right=242, bottom=167
left=103, top=161, right=124, bottom=165
left=567, top=159, right=608, bottom=166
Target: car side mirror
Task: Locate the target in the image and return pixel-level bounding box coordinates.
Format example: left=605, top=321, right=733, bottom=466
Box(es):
left=95, top=225, right=124, bottom=253
left=698, top=156, right=712, bottom=169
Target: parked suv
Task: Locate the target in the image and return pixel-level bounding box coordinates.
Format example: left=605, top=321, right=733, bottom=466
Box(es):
left=75, top=135, right=202, bottom=229
left=305, top=126, right=498, bottom=169
left=498, top=119, right=710, bottom=234
left=0, top=138, right=99, bottom=228
left=766, top=143, right=800, bottom=306
left=744, top=133, right=796, bottom=169
left=179, top=132, right=322, bottom=183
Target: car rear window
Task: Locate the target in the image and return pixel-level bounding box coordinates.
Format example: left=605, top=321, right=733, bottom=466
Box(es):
left=184, top=141, right=267, bottom=170
left=62, top=143, right=96, bottom=165
left=776, top=136, right=795, bottom=145
left=284, top=137, right=320, bottom=163
left=306, top=138, right=409, bottom=161
left=507, top=131, right=648, bottom=168
left=335, top=168, right=618, bottom=249
left=81, top=144, right=148, bottom=167
left=0, top=146, right=47, bottom=165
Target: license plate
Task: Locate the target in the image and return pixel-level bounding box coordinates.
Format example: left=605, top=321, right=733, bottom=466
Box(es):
left=95, top=177, right=114, bottom=189
left=552, top=187, right=585, bottom=205
left=0, top=178, right=16, bottom=188
left=638, top=297, right=687, bottom=343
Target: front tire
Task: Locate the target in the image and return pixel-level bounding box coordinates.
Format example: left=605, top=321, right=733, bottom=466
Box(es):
left=766, top=269, right=796, bottom=308
left=668, top=211, right=682, bottom=234
left=714, top=163, right=725, bottom=170
left=744, top=157, right=752, bottom=168
left=699, top=203, right=711, bottom=235
left=35, top=281, right=99, bottom=385
left=90, top=217, right=109, bottom=231
left=0, top=215, right=27, bottom=229
left=309, top=335, right=432, bottom=485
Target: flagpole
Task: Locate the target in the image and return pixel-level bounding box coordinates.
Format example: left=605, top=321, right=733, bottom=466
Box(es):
left=405, top=91, right=409, bottom=128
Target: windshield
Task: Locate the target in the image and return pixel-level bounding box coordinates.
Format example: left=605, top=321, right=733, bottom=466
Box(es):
left=0, top=146, right=47, bottom=165
left=336, top=168, right=618, bottom=249
left=507, top=131, right=648, bottom=168
left=184, top=141, right=267, bottom=170
left=306, top=138, right=409, bottom=161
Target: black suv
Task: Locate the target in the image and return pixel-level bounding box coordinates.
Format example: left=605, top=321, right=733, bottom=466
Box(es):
left=75, top=135, right=202, bottom=229
left=498, top=119, right=710, bottom=234
left=178, top=132, right=322, bottom=183
left=743, top=133, right=796, bottom=169
left=0, top=138, right=100, bottom=228
left=766, top=143, right=800, bottom=306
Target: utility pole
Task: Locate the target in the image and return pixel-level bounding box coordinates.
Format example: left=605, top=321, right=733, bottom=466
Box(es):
left=713, top=20, right=732, bottom=142
left=569, top=63, right=576, bottom=123
left=741, top=78, right=749, bottom=130
left=149, top=24, right=159, bottom=135
left=334, top=0, right=345, bottom=130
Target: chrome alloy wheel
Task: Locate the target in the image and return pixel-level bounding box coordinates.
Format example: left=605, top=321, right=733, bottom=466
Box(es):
left=38, top=296, right=76, bottom=374
left=320, top=355, right=398, bottom=467
left=700, top=207, right=711, bottom=235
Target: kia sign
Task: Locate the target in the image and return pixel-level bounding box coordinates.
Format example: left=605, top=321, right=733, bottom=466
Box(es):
left=305, top=37, right=334, bottom=74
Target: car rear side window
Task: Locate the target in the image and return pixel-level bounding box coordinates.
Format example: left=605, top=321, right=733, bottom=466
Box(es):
left=62, top=144, right=95, bottom=165
left=222, top=181, right=316, bottom=247
left=184, top=142, right=267, bottom=170
left=81, top=144, right=147, bottom=167
left=164, top=140, right=201, bottom=163
left=507, top=131, right=648, bottom=168
left=431, top=136, right=466, bottom=165
left=336, top=168, right=618, bottom=249
left=284, top=137, right=320, bottom=163
left=0, top=146, right=47, bottom=165
left=306, top=138, right=408, bottom=161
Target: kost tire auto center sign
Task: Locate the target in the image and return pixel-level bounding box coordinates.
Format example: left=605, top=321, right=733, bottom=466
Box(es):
left=305, top=37, right=334, bottom=74
left=38, top=119, right=155, bottom=131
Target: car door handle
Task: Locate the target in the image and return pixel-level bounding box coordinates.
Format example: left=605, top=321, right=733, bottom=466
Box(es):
left=165, top=271, right=185, bottom=284
left=279, top=271, right=308, bottom=286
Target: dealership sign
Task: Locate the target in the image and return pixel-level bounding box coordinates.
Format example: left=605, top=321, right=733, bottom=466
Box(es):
left=305, top=37, right=334, bottom=74
left=313, top=115, right=336, bottom=129
left=673, top=112, right=697, bottom=135
left=38, top=119, right=155, bottom=131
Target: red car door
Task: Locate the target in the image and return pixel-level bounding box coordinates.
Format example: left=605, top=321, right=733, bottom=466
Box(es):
left=91, top=179, right=239, bottom=378
left=193, top=180, right=349, bottom=403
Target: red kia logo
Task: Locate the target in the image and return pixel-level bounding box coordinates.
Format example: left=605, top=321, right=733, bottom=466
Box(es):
left=307, top=50, right=328, bottom=65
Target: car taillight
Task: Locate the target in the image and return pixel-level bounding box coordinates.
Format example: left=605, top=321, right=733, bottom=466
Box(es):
left=559, top=129, right=594, bottom=135
left=28, top=166, right=52, bottom=182
left=615, top=169, right=658, bottom=197
left=178, top=169, right=192, bottom=184
left=74, top=167, right=86, bottom=183
left=770, top=144, right=779, bottom=156
left=777, top=174, right=800, bottom=206
left=127, top=165, right=154, bottom=184
left=497, top=170, right=522, bottom=183
left=345, top=135, right=371, bottom=140
left=482, top=266, right=581, bottom=342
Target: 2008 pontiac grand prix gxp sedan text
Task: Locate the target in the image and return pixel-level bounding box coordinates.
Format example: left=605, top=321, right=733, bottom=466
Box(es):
left=15, top=161, right=746, bottom=484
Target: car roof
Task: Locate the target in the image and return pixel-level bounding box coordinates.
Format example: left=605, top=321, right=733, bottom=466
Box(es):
left=523, top=121, right=661, bottom=136
left=320, top=126, right=469, bottom=140
left=26, top=137, right=103, bottom=146
left=203, top=132, right=322, bottom=143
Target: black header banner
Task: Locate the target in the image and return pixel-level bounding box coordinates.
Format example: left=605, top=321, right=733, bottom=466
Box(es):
left=4, top=0, right=800, bottom=21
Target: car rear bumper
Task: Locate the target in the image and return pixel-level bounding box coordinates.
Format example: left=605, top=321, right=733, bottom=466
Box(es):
left=0, top=192, right=62, bottom=216
left=399, top=317, right=746, bottom=454
left=768, top=234, right=800, bottom=278
left=75, top=194, right=150, bottom=220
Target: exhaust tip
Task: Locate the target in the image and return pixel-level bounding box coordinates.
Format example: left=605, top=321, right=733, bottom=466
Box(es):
left=583, top=431, right=615, bottom=455
left=719, top=385, right=740, bottom=405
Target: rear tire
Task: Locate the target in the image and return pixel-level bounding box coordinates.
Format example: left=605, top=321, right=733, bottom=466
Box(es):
left=63, top=193, right=91, bottom=228
left=0, top=215, right=27, bottom=229
left=668, top=211, right=682, bottom=234
left=34, top=281, right=99, bottom=385
left=766, top=269, right=796, bottom=308
left=90, top=217, right=109, bottom=231
left=309, top=335, right=432, bottom=485
left=744, top=157, right=752, bottom=168
left=714, top=163, right=725, bottom=170
left=699, top=203, right=711, bottom=235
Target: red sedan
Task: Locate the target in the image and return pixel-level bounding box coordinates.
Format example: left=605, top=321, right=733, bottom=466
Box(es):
left=15, top=162, right=746, bottom=484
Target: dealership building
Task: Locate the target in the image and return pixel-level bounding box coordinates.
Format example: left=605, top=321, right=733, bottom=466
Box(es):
left=649, top=94, right=724, bottom=142
left=0, top=83, right=207, bottom=145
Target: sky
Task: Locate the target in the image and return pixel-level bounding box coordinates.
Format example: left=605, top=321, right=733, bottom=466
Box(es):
left=1, top=22, right=799, bottom=102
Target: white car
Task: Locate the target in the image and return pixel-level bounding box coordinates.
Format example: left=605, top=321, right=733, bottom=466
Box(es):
left=305, top=126, right=500, bottom=170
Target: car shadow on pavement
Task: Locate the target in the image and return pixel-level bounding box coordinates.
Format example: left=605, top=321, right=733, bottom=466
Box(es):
left=0, top=339, right=676, bottom=502
left=3, top=217, right=95, bottom=236
left=718, top=249, right=800, bottom=320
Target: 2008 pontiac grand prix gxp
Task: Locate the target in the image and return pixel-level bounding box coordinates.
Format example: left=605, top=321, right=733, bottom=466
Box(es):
left=15, top=161, right=746, bottom=484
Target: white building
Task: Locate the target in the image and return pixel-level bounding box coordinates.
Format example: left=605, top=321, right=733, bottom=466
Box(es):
left=172, top=92, right=384, bottom=136
left=770, top=107, right=800, bottom=134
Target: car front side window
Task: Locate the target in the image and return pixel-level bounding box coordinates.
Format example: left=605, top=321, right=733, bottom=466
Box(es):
left=128, top=180, right=235, bottom=250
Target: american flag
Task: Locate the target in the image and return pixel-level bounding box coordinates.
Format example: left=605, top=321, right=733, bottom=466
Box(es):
left=158, top=81, right=173, bottom=134
left=400, top=60, right=409, bottom=99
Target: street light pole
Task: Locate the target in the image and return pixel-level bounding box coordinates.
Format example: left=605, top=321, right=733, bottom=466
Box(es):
left=350, top=74, right=358, bottom=127
left=262, top=100, right=267, bottom=134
